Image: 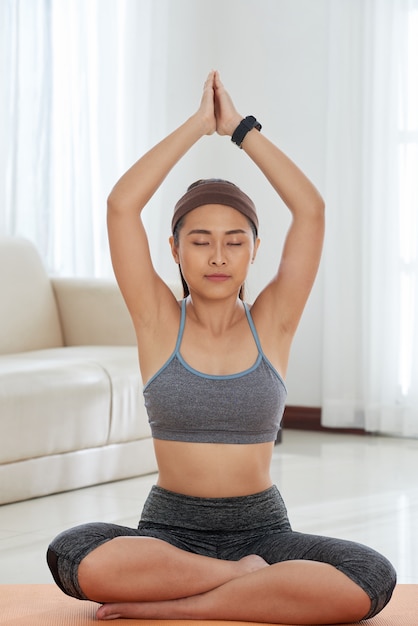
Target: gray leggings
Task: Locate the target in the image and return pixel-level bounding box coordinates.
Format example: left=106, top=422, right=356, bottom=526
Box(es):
left=47, top=484, right=396, bottom=619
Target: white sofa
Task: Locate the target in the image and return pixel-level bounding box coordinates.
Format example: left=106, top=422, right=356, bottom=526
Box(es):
left=0, top=237, right=164, bottom=505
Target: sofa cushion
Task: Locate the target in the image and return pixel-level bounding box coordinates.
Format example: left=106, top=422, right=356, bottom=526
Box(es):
left=51, top=277, right=137, bottom=346
left=0, top=238, right=63, bottom=354
left=0, top=354, right=111, bottom=464
left=0, top=346, right=148, bottom=466
left=19, top=346, right=149, bottom=442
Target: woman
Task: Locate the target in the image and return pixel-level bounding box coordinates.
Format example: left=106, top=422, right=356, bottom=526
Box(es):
left=47, top=71, right=396, bottom=623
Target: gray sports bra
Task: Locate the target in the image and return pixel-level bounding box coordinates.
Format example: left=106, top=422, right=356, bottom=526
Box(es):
left=143, top=298, right=287, bottom=444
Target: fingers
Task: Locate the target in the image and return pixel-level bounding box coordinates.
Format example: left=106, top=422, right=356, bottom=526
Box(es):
left=210, top=71, right=241, bottom=136
left=197, top=71, right=216, bottom=135
left=204, top=69, right=223, bottom=93
left=200, top=70, right=239, bottom=137
left=213, top=70, right=222, bottom=90
left=204, top=70, right=216, bottom=91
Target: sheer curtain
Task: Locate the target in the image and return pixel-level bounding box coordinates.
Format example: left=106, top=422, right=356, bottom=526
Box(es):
left=0, top=0, right=167, bottom=277
left=322, top=0, right=418, bottom=436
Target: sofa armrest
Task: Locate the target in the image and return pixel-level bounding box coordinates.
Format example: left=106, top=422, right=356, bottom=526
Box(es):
left=51, top=278, right=137, bottom=346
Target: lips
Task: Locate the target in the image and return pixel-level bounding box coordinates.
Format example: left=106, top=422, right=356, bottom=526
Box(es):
left=205, top=274, right=230, bottom=282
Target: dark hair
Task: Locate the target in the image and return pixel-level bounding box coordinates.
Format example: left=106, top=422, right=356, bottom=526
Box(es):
left=172, top=179, right=258, bottom=301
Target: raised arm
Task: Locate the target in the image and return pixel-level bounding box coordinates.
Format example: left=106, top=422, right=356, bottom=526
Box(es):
left=107, top=72, right=216, bottom=326
left=214, top=71, right=325, bottom=341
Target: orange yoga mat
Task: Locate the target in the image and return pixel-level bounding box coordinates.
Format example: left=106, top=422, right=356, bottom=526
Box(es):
left=0, top=584, right=416, bottom=625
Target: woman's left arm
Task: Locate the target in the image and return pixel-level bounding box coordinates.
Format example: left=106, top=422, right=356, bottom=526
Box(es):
left=243, top=129, right=325, bottom=336
left=214, top=72, right=325, bottom=339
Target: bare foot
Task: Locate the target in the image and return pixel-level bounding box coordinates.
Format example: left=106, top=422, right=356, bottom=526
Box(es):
left=96, top=554, right=268, bottom=620
left=236, top=554, right=268, bottom=575
left=96, top=597, right=187, bottom=620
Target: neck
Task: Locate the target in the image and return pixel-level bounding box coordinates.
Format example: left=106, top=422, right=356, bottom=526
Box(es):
left=186, top=293, right=245, bottom=335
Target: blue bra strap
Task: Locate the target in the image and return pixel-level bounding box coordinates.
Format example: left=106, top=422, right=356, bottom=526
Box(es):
left=174, top=298, right=187, bottom=354
left=243, top=302, right=263, bottom=353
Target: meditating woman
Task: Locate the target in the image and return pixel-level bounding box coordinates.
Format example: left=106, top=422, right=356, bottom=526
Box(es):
left=47, top=70, right=396, bottom=623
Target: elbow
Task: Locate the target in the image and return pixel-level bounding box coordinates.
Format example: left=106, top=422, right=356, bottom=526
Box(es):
left=107, top=187, right=144, bottom=218
left=313, top=191, right=326, bottom=216
left=307, top=194, right=325, bottom=235
left=107, top=189, right=118, bottom=214
left=310, top=194, right=325, bottom=227
left=107, top=190, right=128, bottom=218
left=292, top=189, right=325, bottom=221
left=316, top=198, right=326, bottom=233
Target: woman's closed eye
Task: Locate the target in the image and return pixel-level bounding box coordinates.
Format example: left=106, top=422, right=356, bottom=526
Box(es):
left=191, top=239, right=245, bottom=246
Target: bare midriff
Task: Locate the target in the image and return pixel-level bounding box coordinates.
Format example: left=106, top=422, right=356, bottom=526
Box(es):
left=153, top=439, right=275, bottom=498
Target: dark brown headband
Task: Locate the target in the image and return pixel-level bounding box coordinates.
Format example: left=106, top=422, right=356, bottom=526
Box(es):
left=171, top=180, right=258, bottom=235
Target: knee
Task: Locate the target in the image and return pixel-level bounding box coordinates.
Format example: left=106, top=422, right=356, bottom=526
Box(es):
left=46, top=546, right=63, bottom=592
left=46, top=522, right=116, bottom=600
left=363, top=556, right=397, bottom=619
left=46, top=544, right=88, bottom=600
left=347, top=586, right=374, bottom=623
left=76, top=542, right=110, bottom=600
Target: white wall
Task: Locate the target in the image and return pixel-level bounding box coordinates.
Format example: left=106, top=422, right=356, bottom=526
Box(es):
left=146, top=0, right=329, bottom=406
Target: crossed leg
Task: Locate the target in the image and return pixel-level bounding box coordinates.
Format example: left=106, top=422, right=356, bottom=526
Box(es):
left=78, top=535, right=268, bottom=603
left=77, top=536, right=371, bottom=624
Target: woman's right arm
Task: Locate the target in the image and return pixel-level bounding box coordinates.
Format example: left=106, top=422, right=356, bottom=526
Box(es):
left=107, top=72, right=216, bottom=326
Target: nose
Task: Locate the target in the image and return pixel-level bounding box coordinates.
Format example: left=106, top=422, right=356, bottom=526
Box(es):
left=209, top=242, right=226, bottom=266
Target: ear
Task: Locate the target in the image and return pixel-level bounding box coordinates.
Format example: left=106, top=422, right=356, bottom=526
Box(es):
left=169, top=235, right=180, bottom=264
left=251, top=237, right=261, bottom=263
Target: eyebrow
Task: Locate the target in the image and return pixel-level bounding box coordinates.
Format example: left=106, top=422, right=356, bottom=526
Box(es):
left=186, top=228, right=248, bottom=236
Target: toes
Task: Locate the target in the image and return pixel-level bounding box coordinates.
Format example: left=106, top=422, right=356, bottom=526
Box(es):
left=96, top=604, right=122, bottom=620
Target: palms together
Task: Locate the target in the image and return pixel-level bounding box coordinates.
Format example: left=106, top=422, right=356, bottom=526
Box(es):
left=199, top=70, right=242, bottom=137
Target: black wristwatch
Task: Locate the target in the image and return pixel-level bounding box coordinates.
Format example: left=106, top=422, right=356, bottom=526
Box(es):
left=231, top=116, right=262, bottom=148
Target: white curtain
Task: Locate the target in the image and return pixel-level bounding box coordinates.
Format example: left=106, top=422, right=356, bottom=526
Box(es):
left=0, top=0, right=168, bottom=277
left=322, top=0, right=418, bottom=436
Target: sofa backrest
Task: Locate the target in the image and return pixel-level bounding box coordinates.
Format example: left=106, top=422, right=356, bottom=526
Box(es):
left=0, top=237, right=63, bottom=354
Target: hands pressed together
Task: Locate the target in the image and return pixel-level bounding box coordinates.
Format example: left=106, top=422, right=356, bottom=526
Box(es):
left=197, top=70, right=243, bottom=138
